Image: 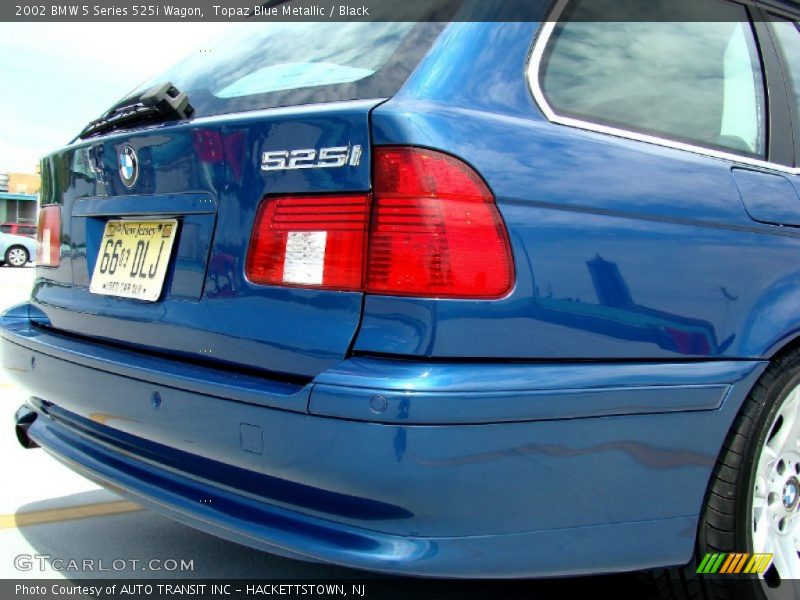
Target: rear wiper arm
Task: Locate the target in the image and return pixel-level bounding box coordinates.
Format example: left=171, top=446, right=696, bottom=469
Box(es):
left=79, top=82, right=194, bottom=140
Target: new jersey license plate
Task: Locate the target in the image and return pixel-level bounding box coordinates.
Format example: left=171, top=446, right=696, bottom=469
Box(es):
left=89, top=219, right=178, bottom=302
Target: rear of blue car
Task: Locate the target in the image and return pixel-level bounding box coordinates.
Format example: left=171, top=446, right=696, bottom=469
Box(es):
left=4, top=2, right=800, bottom=595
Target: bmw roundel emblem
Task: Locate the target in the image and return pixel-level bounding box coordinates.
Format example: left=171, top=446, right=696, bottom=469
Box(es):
left=118, top=145, right=139, bottom=188
left=784, top=478, right=799, bottom=510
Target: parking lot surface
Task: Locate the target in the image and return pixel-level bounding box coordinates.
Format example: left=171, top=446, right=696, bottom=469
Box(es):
left=0, top=265, right=640, bottom=595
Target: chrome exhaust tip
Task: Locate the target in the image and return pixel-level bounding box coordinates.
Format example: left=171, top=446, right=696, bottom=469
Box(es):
left=14, top=405, right=39, bottom=449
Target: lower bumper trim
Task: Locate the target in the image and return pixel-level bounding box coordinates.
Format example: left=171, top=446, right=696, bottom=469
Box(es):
left=29, top=409, right=697, bottom=578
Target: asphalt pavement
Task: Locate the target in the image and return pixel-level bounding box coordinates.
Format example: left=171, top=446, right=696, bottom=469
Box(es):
left=0, top=265, right=645, bottom=596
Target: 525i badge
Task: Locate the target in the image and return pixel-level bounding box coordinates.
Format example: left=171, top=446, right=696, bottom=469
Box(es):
left=261, top=145, right=363, bottom=171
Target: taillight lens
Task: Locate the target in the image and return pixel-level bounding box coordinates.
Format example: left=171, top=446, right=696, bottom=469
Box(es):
left=367, top=147, right=513, bottom=298
left=245, top=194, right=370, bottom=290
left=37, top=205, right=61, bottom=267
left=245, top=147, right=514, bottom=299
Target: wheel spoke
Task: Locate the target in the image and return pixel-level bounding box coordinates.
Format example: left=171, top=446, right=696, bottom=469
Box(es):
left=756, top=477, right=767, bottom=493
left=788, top=406, right=800, bottom=454
left=753, top=507, right=770, bottom=552
left=759, top=444, right=778, bottom=472
left=753, top=473, right=770, bottom=553
left=757, top=445, right=778, bottom=494
left=771, top=390, right=800, bottom=455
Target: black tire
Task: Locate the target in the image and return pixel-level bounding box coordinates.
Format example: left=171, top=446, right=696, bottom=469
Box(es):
left=4, top=245, right=29, bottom=267
left=645, top=349, right=800, bottom=600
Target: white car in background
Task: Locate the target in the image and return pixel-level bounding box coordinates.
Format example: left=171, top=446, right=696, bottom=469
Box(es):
left=0, top=231, right=37, bottom=267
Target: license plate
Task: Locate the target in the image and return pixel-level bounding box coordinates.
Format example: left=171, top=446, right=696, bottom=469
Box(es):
left=89, top=219, right=178, bottom=302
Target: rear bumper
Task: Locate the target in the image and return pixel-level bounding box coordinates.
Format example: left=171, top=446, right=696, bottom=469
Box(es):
left=1, top=303, right=767, bottom=577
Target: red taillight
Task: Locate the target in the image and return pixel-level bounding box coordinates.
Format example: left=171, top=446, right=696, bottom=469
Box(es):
left=367, top=147, right=513, bottom=298
left=37, top=205, right=61, bottom=267
left=245, top=194, right=370, bottom=290
left=245, top=147, right=514, bottom=299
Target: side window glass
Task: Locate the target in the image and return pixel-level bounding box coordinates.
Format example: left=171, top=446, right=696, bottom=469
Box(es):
left=771, top=20, right=800, bottom=145
left=539, top=0, right=766, bottom=157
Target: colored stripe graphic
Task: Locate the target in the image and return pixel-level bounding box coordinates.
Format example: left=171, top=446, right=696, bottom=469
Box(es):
left=719, top=553, right=737, bottom=574
left=744, top=554, right=759, bottom=574
left=756, top=554, right=773, bottom=574
left=731, top=554, right=748, bottom=574
left=697, top=553, right=773, bottom=575
left=711, top=554, right=726, bottom=574
left=696, top=554, right=713, bottom=573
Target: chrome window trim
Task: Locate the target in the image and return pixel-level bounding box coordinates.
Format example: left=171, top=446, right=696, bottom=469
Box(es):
left=526, top=0, right=800, bottom=176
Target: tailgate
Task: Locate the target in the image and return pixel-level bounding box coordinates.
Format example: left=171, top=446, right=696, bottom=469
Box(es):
left=34, top=100, right=377, bottom=379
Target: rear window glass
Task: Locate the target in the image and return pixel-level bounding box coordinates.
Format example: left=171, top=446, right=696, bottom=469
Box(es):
left=130, top=22, right=443, bottom=118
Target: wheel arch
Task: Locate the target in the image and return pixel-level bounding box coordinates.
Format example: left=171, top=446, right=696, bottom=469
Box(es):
left=738, top=269, right=800, bottom=360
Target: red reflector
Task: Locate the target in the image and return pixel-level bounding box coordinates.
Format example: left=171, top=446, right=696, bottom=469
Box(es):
left=367, top=147, right=513, bottom=298
left=245, top=194, right=370, bottom=291
left=36, top=205, right=61, bottom=267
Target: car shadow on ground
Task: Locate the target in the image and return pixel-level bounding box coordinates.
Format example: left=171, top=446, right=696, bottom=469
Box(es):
left=11, top=491, right=650, bottom=598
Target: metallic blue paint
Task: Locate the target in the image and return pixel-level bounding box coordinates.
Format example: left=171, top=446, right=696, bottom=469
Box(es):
left=4, top=8, right=800, bottom=578
left=309, top=357, right=760, bottom=424
left=36, top=100, right=379, bottom=378
left=0, top=309, right=765, bottom=574
left=27, top=414, right=699, bottom=577
left=733, top=168, right=800, bottom=226
left=362, top=21, right=800, bottom=361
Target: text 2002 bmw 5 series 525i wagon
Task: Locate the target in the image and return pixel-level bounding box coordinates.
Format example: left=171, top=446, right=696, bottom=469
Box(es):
left=3, top=1, right=800, bottom=598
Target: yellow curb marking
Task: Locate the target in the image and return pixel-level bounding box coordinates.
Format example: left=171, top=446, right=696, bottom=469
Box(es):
left=0, top=501, right=143, bottom=530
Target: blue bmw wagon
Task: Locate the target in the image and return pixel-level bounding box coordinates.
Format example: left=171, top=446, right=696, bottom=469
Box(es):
left=3, top=1, right=800, bottom=598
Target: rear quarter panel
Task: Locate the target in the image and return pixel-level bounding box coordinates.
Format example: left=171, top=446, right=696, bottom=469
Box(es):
left=360, top=21, right=800, bottom=361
